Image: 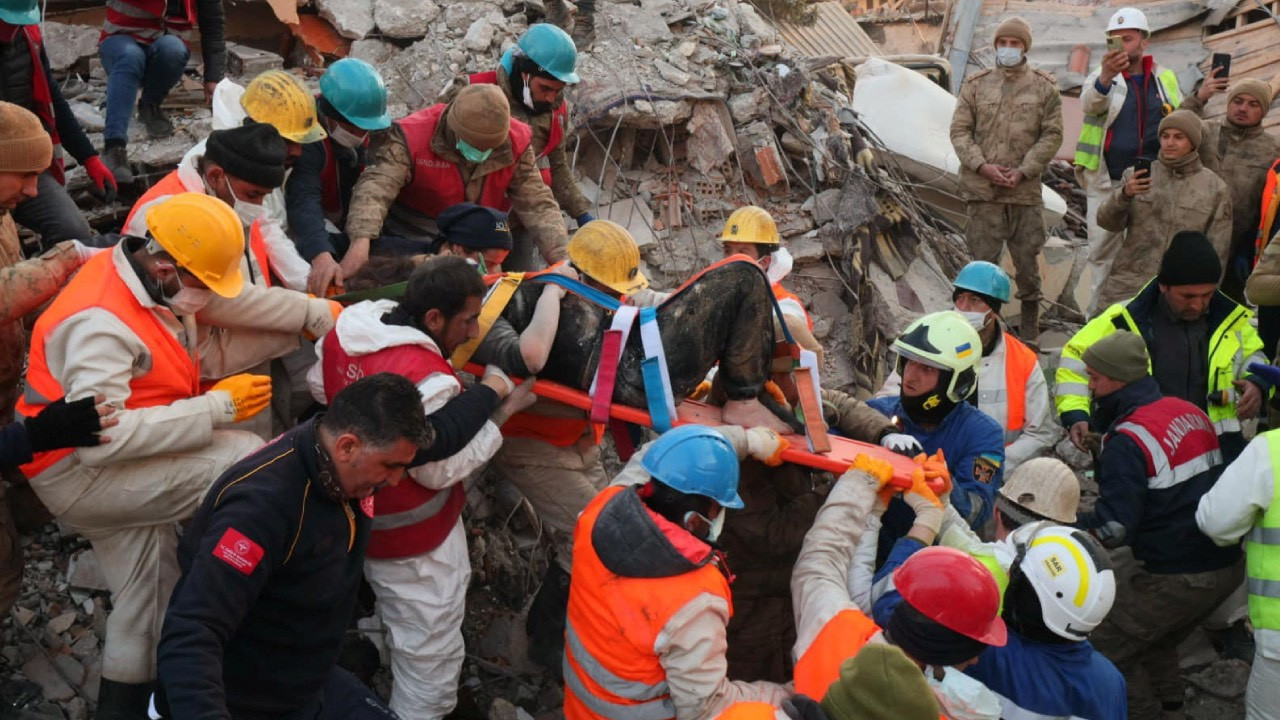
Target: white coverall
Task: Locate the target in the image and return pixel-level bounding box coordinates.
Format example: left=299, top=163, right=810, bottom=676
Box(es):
left=1195, top=434, right=1280, bottom=720
left=25, top=244, right=334, bottom=684
left=308, top=299, right=504, bottom=720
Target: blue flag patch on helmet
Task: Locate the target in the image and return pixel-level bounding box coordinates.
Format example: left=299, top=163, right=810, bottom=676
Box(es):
left=955, top=342, right=973, bottom=359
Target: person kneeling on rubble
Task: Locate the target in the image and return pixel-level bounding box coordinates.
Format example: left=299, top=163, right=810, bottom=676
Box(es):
left=344, top=83, right=568, bottom=281
left=15, top=192, right=339, bottom=717
left=869, top=311, right=1005, bottom=547
left=564, top=424, right=795, bottom=720
left=155, top=373, right=504, bottom=720
left=789, top=454, right=1004, bottom=716
left=309, top=255, right=539, bottom=720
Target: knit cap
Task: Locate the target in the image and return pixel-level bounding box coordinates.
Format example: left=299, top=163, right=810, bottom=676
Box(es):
left=205, top=121, right=288, bottom=189
left=1158, top=230, right=1222, bottom=286
left=0, top=101, right=51, bottom=173
left=437, top=202, right=513, bottom=250
left=993, top=17, right=1032, bottom=52
left=1082, top=331, right=1149, bottom=383
left=820, top=644, right=940, bottom=720
left=447, top=84, right=511, bottom=151
left=1228, top=78, right=1273, bottom=116
left=1158, top=109, right=1203, bottom=149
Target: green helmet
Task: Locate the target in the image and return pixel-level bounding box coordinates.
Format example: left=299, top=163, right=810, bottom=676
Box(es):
left=319, top=58, right=391, bottom=131
left=517, top=24, right=580, bottom=84
left=892, top=310, right=982, bottom=403
left=0, top=0, right=39, bottom=25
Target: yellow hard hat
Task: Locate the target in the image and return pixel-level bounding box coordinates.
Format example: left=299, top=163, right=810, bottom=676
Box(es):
left=567, top=220, right=649, bottom=296
left=719, top=205, right=780, bottom=245
left=145, top=193, right=246, bottom=298
left=241, top=70, right=327, bottom=144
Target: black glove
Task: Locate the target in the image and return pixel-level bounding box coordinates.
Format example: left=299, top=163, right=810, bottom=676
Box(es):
left=782, top=695, right=828, bottom=720
left=24, top=397, right=103, bottom=453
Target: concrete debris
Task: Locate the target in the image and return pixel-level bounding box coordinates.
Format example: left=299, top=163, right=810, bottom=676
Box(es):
left=40, top=22, right=98, bottom=73
left=67, top=102, right=104, bottom=134
left=374, top=0, right=440, bottom=38
left=316, top=0, right=375, bottom=40
left=685, top=102, right=735, bottom=176
left=21, top=656, right=74, bottom=703
left=226, top=43, right=285, bottom=78
left=463, top=12, right=505, bottom=53
left=47, top=611, right=77, bottom=635
left=67, top=549, right=109, bottom=592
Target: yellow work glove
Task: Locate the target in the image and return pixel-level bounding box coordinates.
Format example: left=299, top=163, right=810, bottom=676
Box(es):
left=911, top=449, right=952, bottom=503
left=745, top=427, right=789, bottom=466
left=304, top=298, right=343, bottom=341
left=210, top=374, right=272, bottom=423
left=851, top=453, right=899, bottom=511
left=855, top=148, right=876, bottom=172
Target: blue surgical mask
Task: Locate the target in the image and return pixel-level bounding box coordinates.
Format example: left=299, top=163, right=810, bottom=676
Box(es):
left=456, top=139, right=494, bottom=164
left=996, top=47, right=1024, bottom=67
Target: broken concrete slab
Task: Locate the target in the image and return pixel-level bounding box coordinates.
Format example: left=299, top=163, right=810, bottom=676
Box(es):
left=376, top=0, right=441, bottom=38
left=597, top=196, right=657, bottom=247
left=67, top=549, right=108, bottom=592
left=463, top=13, right=504, bottom=52
left=685, top=101, right=735, bottom=176
left=317, top=0, right=375, bottom=40
left=42, top=22, right=99, bottom=74
left=226, top=43, right=284, bottom=78
left=620, top=4, right=674, bottom=44
left=22, top=656, right=74, bottom=703
left=47, top=611, right=77, bottom=635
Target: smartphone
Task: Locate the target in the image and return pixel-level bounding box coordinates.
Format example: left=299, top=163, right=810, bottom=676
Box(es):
left=1107, top=35, right=1124, bottom=53
left=1133, top=156, right=1152, bottom=176
left=1212, top=52, right=1231, bottom=78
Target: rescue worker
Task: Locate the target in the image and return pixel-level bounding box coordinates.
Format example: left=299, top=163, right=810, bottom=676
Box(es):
left=1075, top=7, right=1186, bottom=314
left=431, top=202, right=515, bottom=271
left=1196, top=428, right=1280, bottom=720
left=1183, top=78, right=1279, bottom=302
left=878, top=262, right=1059, bottom=473
left=0, top=0, right=115, bottom=244
left=452, top=24, right=593, bottom=271
left=345, top=83, right=567, bottom=281
left=308, top=256, right=538, bottom=719
left=792, top=454, right=1005, bottom=706
left=869, top=311, right=1005, bottom=536
left=563, top=424, right=794, bottom=720
left=15, top=192, right=339, bottom=716
left=97, top=0, right=226, bottom=181
left=779, top=644, right=941, bottom=720
left=991, top=457, right=1080, bottom=535
left=1072, top=331, right=1244, bottom=720
left=156, top=373, right=501, bottom=719
left=0, top=102, right=111, bottom=623
left=1057, top=232, right=1268, bottom=462
left=717, top=205, right=824, bottom=364
left=949, top=17, right=1063, bottom=339
left=1095, top=109, right=1232, bottom=308
left=1251, top=158, right=1280, bottom=358
left=287, top=58, right=394, bottom=296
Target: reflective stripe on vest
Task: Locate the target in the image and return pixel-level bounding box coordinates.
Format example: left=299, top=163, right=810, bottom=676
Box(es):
left=1247, top=430, right=1280, bottom=629
left=319, top=332, right=465, bottom=558
left=101, top=0, right=196, bottom=45
left=1073, top=67, right=1181, bottom=171
left=16, top=252, right=200, bottom=477
left=564, top=485, right=730, bottom=720
left=792, top=608, right=881, bottom=700
left=1111, top=398, right=1222, bottom=491
left=394, top=104, right=534, bottom=218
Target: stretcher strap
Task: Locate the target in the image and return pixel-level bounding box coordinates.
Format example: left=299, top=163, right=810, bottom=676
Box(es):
left=450, top=273, right=524, bottom=370
left=609, top=419, right=638, bottom=461
left=793, top=349, right=831, bottom=453
left=589, top=305, right=639, bottom=424
left=639, top=307, right=678, bottom=433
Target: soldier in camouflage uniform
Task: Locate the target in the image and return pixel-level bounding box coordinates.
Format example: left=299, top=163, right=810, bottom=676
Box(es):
left=950, top=17, right=1063, bottom=340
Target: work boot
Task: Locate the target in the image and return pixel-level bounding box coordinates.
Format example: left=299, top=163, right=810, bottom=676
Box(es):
left=1020, top=299, right=1041, bottom=343
left=101, top=144, right=134, bottom=185
left=137, top=101, right=174, bottom=139
left=93, top=679, right=153, bottom=720
left=572, top=0, right=596, bottom=45
left=1208, top=619, right=1256, bottom=664
left=545, top=0, right=573, bottom=30
left=526, top=563, right=571, bottom=679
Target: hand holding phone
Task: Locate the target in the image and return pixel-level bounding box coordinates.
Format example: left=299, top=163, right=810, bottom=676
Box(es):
left=1126, top=157, right=1153, bottom=197
left=1107, top=35, right=1124, bottom=53
left=1211, top=52, right=1231, bottom=79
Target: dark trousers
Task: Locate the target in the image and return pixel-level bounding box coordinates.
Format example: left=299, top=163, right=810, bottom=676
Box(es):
left=12, top=170, right=93, bottom=248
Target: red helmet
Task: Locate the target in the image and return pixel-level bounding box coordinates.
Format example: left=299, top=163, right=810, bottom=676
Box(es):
left=893, top=546, right=1008, bottom=646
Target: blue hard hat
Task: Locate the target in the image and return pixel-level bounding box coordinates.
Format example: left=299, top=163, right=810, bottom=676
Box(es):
left=319, top=58, right=391, bottom=132
left=953, top=261, right=1011, bottom=303
left=517, top=23, right=580, bottom=84
left=0, top=0, right=39, bottom=25
left=641, top=425, right=743, bottom=509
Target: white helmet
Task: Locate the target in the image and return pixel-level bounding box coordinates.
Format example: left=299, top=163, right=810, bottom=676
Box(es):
left=1005, top=523, right=1116, bottom=640
left=891, top=311, right=982, bottom=403
left=1107, top=7, right=1150, bottom=35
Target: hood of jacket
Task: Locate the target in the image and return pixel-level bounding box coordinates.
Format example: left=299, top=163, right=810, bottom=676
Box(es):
left=591, top=486, right=715, bottom=579
left=333, top=298, right=444, bottom=358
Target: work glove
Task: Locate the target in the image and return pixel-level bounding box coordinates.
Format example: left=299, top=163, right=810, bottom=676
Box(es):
left=904, top=454, right=944, bottom=538
left=82, top=155, right=118, bottom=204
left=24, top=396, right=106, bottom=452
left=1248, top=362, right=1280, bottom=386
left=763, top=380, right=789, bottom=408
left=745, top=426, right=788, bottom=466
left=63, top=240, right=106, bottom=264
left=482, top=364, right=516, bottom=396
left=880, top=431, right=922, bottom=457
left=782, top=695, right=828, bottom=720
left=688, top=379, right=712, bottom=401
left=303, top=299, right=343, bottom=341
left=492, top=376, right=537, bottom=425
left=855, top=147, right=876, bottom=172
left=576, top=212, right=596, bottom=227
left=848, top=453, right=898, bottom=513
left=912, top=449, right=952, bottom=503
left=210, top=374, right=272, bottom=423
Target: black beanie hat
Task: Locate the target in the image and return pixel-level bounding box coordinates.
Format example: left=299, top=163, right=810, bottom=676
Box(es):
left=205, top=121, right=288, bottom=189
left=1158, top=231, right=1222, bottom=286
left=884, top=600, right=989, bottom=667
left=437, top=202, right=513, bottom=250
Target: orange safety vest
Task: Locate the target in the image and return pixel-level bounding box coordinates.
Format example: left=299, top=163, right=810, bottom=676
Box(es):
left=717, top=704, right=779, bottom=720
left=1002, top=333, right=1039, bottom=438
left=792, top=608, right=882, bottom=701
left=1258, top=159, right=1280, bottom=264
left=564, top=485, right=733, bottom=720
left=467, top=70, right=566, bottom=187
left=772, top=283, right=812, bottom=330
left=101, top=0, right=197, bottom=46
left=125, top=170, right=274, bottom=287
left=501, top=408, right=605, bottom=447
left=16, top=252, right=200, bottom=477
left=394, top=103, right=534, bottom=219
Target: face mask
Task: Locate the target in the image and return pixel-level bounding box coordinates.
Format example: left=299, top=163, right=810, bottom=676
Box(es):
left=521, top=77, right=554, bottom=115
left=223, top=176, right=265, bottom=227
left=683, top=510, right=726, bottom=543
left=167, top=287, right=214, bottom=316
left=956, top=308, right=990, bottom=330
left=456, top=139, right=493, bottom=164
left=330, top=123, right=368, bottom=149
left=996, top=47, right=1024, bottom=67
